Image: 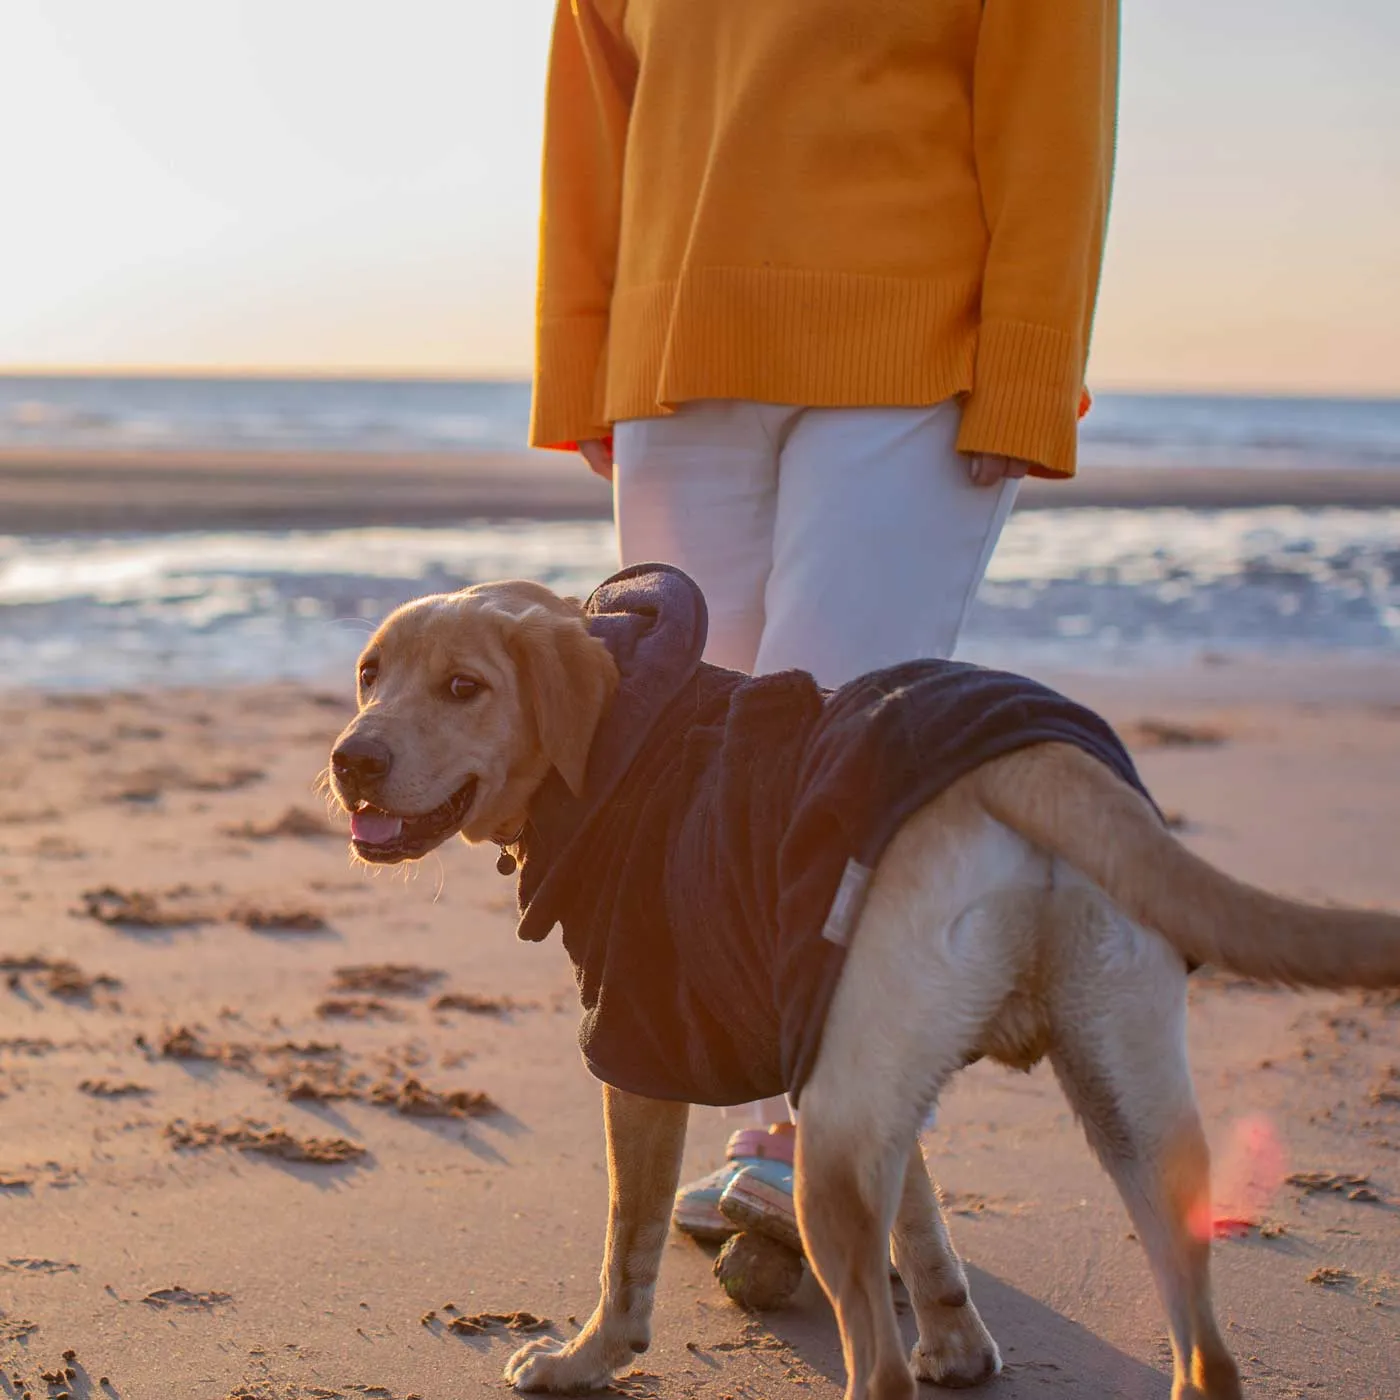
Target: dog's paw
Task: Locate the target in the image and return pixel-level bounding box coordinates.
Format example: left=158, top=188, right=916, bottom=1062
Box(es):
left=504, top=1334, right=625, bottom=1394
left=910, top=1303, right=1001, bottom=1389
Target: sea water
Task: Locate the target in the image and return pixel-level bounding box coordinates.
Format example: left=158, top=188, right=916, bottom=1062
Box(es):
left=1, top=377, right=1397, bottom=689
left=1, top=508, right=1396, bottom=690
left=4, top=375, right=1400, bottom=470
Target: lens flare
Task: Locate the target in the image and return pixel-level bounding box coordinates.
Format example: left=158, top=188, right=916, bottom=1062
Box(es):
left=1194, top=1115, right=1287, bottom=1240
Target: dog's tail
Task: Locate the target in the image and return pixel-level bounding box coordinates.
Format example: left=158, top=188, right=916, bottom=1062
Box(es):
left=970, top=741, right=1400, bottom=990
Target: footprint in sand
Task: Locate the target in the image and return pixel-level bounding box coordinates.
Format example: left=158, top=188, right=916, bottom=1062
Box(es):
left=114, top=723, right=165, bottom=741
left=221, top=806, right=339, bottom=840
left=230, top=904, right=329, bottom=935
left=1285, top=1170, right=1384, bottom=1203
left=316, top=997, right=403, bottom=1022
left=28, top=835, right=88, bottom=860
left=140, top=1285, right=233, bottom=1309
left=0, top=803, right=63, bottom=826
left=424, top=1306, right=552, bottom=1337
left=330, top=964, right=445, bottom=997
left=3, top=956, right=120, bottom=1003
left=164, top=1117, right=366, bottom=1164
left=106, top=762, right=266, bottom=805
left=143, top=1025, right=255, bottom=1068
left=79, top=885, right=214, bottom=930
left=431, top=991, right=536, bottom=1015
left=1124, top=717, right=1229, bottom=749
left=79, top=1079, right=151, bottom=1099
left=0, top=1162, right=80, bottom=1193
left=0, top=1315, right=40, bottom=1342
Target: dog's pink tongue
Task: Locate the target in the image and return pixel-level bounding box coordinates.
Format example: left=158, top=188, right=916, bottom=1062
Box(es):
left=351, top=809, right=403, bottom=844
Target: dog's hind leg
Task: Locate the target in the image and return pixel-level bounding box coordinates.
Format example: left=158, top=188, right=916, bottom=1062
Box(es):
left=892, top=1145, right=1000, bottom=1387
left=506, top=1085, right=688, bottom=1394
left=1048, top=881, right=1242, bottom=1400
left=796, top=804, right=1037, bottom=1399
left=796, top=1105, right=917, bottom=1400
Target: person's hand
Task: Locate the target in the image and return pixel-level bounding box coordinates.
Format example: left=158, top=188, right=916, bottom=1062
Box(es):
left=579, top=439, right=613, bottom=481
left=968, top=454, right=1031, bottom=487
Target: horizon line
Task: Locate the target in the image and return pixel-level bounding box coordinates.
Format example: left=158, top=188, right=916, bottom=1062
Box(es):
left=0, top=364, right=1397, bottom=404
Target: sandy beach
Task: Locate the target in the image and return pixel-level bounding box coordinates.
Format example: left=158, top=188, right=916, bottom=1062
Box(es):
left=1, top=658, right=1397, bottom=1400
left=5, top=447, right=1400, bottom=533
left=2, top=0, right=1397, bottom=1386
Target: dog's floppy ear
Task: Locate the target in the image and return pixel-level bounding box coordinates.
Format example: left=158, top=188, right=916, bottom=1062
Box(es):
left=508, top=606, right=618, bottom=796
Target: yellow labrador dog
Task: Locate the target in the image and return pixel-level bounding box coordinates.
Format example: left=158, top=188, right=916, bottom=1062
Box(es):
left=328, top=569, right=1400, bottom=1400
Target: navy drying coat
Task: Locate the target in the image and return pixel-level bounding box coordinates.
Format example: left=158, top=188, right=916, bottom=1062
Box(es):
left=512, top=565, right=1154, bottom=1107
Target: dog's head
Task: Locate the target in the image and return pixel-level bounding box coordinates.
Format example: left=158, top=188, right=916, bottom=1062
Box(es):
left=328, top=580, right=618, bottom=865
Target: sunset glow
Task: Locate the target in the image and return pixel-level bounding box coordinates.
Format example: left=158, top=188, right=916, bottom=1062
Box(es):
left=2, top=0, right=1397, bottom=392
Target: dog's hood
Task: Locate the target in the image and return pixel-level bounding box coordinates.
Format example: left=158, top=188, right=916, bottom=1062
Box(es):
left=577, top=562, right=710, bottom=799
left=512, top=562, right=711, bottom=943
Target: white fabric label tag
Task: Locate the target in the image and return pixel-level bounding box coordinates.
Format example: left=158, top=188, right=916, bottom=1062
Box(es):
left=821, top=858, right=873, bottom=947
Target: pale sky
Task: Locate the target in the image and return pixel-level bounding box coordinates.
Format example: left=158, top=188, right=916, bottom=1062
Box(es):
left=1, top=0, right=1397, bottom=394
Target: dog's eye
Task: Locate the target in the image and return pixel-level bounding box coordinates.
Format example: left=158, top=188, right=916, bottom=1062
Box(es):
left=448, top=675, right=483, bottom=702
left=358, top=662, right=378, bottom=689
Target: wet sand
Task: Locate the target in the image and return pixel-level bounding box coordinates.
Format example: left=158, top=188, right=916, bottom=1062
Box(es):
left=4, top=447, right=1400, bottom=533
left=1, top=663, right=1399, bottom=1398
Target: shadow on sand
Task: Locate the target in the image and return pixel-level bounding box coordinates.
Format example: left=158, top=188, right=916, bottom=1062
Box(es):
left=762, top=1263, right=1172, bottom=1397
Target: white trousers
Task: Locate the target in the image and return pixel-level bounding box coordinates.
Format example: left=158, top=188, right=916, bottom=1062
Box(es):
left=612, top=398, right=1019, bottom=1122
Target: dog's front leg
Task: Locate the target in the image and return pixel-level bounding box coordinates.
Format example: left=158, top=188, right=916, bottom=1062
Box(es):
left=505, top=1084, right=689, bottom=1393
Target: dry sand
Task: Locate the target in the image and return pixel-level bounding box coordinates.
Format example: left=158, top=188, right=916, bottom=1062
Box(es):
left=4, top=447, right=1400, bottom=533
left=1, top=662, right=1399, bottom=1399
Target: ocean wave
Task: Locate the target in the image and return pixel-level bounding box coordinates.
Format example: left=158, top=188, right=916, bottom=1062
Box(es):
left=1081, top=394, right=1400, bottom=464
left=3, top=377, right=1399, bottom=468
left=1, top=509, right=1396, bottom=689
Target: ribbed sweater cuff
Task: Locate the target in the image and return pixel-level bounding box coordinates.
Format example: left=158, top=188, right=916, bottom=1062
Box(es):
left=530, top=313, right=612, bottom=450
left=956, top=319, right=1083, bottom=477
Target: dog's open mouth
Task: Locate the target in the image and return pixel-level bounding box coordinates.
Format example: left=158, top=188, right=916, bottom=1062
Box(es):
left=348, top=775, right=479, bottom=864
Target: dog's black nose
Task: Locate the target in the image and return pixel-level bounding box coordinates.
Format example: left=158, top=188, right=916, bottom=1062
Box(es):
left=332, top=735, right=392, bottom=788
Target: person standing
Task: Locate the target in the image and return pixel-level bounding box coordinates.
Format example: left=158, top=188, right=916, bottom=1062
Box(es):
left=530, top=0, right=1118, bottom=1250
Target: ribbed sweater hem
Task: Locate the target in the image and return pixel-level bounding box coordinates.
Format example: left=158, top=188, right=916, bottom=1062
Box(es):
left=531, top=272, right=1085, bottom=476
left=605, top=267, right=980, bottom=423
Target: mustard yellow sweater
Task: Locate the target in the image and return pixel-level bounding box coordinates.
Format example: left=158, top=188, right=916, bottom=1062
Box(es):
left=531, top=1, right=1118, bottom=477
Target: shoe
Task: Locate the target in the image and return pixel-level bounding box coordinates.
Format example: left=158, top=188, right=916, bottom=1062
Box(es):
left=720, top=1164, right=902, bottom=1278
left=672, top=1128, right=794, bottom=1243
left=718, top=1158, right=801, bottom=1254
